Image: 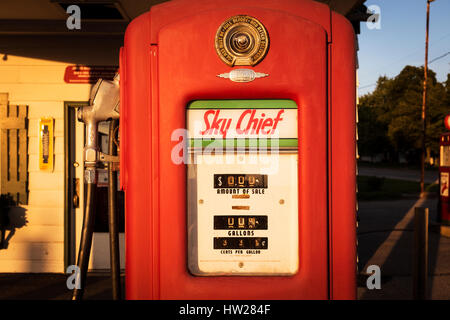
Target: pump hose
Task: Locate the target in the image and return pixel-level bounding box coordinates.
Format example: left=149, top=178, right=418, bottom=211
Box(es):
left=72, top=180, right=96, bottom=300
left=108, top=119, right=121, bottom=300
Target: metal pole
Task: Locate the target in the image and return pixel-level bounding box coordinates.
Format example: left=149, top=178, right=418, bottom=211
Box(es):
left=108, top=119, right=121, bottom=300
left=413, top=207, right=429, bottom=300
left=421, top=0, right=432, bottom=196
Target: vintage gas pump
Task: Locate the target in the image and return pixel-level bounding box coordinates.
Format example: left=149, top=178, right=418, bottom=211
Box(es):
left=439, top=115, right=450, bottom=224
left=120, top=0, right=357, bottom=299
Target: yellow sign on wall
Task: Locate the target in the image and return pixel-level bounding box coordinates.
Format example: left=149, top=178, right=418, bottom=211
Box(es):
left=39, top=118, right=54, bottom=171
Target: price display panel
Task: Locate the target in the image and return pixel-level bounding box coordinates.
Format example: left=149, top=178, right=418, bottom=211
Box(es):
left=187, top=99, right=299, bottom=276
left=187, top=153, right=299, bottom=276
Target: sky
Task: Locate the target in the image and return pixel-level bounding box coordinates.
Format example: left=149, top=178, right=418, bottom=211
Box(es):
left=358, top=0, right=450, bottom=96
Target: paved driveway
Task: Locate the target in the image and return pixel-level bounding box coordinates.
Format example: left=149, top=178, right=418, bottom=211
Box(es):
left=357, top=196, right=450, bottom=300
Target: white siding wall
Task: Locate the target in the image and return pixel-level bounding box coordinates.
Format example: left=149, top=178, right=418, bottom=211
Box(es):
left=0, top=55, right=91, bottom=272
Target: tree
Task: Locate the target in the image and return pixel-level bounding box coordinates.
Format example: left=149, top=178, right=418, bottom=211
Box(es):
left=358, top=102, right=390, bottom=161
left=358, top=66, right=449, bottom=164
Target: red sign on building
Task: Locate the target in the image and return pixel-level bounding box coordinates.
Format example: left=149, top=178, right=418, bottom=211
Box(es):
left=64, top=65, right=118, bottom=84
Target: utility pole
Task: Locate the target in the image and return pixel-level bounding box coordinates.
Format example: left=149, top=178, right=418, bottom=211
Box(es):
left=421, top=0, right=435, bottom=196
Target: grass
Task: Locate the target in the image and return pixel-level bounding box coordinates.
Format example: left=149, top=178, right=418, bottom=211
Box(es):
left=357, top=175, right=439, bottom=201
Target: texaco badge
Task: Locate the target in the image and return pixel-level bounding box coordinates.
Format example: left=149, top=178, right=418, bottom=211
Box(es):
left=215, top=15, right=269, bottom=67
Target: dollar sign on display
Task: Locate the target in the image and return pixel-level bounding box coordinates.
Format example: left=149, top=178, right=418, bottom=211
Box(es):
left=218, top=176, right=222, bottom=187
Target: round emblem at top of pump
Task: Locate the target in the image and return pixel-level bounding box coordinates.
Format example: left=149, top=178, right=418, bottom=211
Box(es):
left=215, top=15, right=269, bottom=67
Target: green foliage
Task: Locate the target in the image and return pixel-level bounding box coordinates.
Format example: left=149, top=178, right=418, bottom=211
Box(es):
left=358, top=104, right=391, bottom=158
left=359, top=66, right=449, bottom=163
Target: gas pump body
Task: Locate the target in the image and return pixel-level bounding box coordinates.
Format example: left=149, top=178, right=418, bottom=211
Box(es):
left=439, top=133, right=450, bottom=224
left=120, top=0, right=357, bottom=300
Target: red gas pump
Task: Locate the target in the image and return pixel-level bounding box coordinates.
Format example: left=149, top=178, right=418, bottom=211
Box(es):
left=120, top=0, right=357, bottom=300
left=439, top=115, right=450, bottom=224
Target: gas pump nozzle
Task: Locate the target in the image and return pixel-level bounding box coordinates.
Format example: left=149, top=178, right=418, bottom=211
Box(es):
left=73, top=74, right=121, bottom=300
left=77, top=74, right=120, bottom=176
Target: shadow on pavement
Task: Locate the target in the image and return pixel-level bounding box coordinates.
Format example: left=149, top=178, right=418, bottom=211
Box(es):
left=357, top=196, right=447, bottom=300
left=357, top=198, right=419, bottom=272
left=0, top=273, right=125, bottom=300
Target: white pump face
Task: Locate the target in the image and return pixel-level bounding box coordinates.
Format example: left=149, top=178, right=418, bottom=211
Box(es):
left=186, top=100, right=299, bottom=276
left=442, top=172, right=449, bottom=197
left=441, top=145, right=450, bottom=197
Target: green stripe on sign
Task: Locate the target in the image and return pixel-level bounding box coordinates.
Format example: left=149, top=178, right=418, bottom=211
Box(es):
left=189, top=138, right=298, bottom=148
left=187, top=99, right=297, bottom=110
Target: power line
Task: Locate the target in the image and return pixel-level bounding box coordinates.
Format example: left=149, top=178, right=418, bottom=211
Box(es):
left=429, top=51, right=450, bottom=64
left=359, top=83, right=377, bottom=90
left=359, top=32, right=450, bottom=78
left=358, top=50, right=450, bottom=91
